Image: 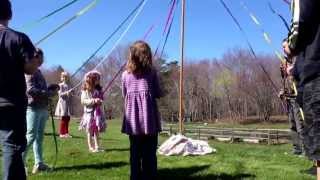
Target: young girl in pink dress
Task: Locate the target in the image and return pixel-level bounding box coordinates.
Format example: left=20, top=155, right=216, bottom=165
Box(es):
left=79, top=71, right=105, bottom=152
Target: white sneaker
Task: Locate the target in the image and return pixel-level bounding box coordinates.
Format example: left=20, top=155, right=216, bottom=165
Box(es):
left=65, top=134, right=72, bottom=138
left=59, top=134, right=66, bottom=138
left=32, top=163, right=50, bottom=174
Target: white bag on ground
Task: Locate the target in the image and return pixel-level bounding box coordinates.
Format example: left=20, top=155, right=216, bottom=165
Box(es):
left=158, top=134, right=216, bottom=156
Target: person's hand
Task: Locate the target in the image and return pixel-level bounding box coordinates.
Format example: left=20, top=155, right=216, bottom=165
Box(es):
left=282, top=40, right=292, bottom=58
left=286, top=63, right=294, bottom=76
left=278, top=89, right=285, bottom=100
left=66, top=90, right=71, bottom=96
left=94, top=98, right=102, bottom=105
left=280, top=63, right=288, bottom=78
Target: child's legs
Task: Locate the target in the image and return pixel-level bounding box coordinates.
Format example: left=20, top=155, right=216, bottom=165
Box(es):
left=141, top=135, right=158, bottom=179
left=129, top=135, right=142, bottom=180
left=59, top=117, right=66, bottom=135
left=93, top=131, right=100, bottom=149
left=23, top=107, right=39, bottom=164
left=33, top=108, right=48, bottom=165
left=87, top=132, right=94, bottom=150
left=64, top=116, right=70, bottom=134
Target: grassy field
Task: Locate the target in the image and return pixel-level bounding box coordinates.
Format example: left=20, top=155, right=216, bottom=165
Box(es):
left=1, top=119, right=315, bottom=180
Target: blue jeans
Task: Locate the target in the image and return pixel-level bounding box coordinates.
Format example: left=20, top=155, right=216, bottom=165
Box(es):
left=0, top=106, right=27, bottom=180
left=23, top=107, right=48, bottom=165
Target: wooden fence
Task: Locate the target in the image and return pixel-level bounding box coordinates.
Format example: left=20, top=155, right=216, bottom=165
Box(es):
left=162, top=125, right=291, bottom=145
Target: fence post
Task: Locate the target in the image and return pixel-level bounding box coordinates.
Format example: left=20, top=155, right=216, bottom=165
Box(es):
left=170, top=125, right=172, bottom=136
left=267, top=130, right=271, bottom=145
left=231, top=128, right=234, bottom=143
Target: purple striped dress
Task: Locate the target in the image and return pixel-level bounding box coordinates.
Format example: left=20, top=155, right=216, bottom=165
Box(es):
left=121, top=69, right=162, bottom=135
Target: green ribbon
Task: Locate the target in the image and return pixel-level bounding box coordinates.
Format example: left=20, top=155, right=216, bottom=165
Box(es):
left=21, top=0, right=81, bottom=31
left=35, top=0, right=100, bottom=46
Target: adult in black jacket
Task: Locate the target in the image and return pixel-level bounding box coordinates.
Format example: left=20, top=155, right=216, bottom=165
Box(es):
left=283, top=0, right=320, bottom=172
left=0, top=1, right=40, bottom=179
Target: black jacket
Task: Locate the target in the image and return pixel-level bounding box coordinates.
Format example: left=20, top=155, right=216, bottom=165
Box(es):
left=288, top=0, right=320, bottom=85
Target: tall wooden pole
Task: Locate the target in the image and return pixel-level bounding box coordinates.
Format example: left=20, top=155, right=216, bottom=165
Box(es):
left=179, top=0, right=186, bottom=134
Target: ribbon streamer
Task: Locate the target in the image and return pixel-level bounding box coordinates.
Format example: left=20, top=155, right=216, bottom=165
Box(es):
left=68, top=0, right=149, bottom=93
left=35, top=0, right=100, bottom=45
left=220, top=0, right=279, bottom=93
left=154, top=0, right=178, bottom=57
left=21, top=0, right=81, bottom=31
left=70, top=0, right=146, bottom=80
left=267, top=1, right=290, bottom=32
left=240, top=1, right=286, bottom=64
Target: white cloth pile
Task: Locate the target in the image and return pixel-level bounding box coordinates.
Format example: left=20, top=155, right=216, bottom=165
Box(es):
left=158, top=134, right=216, bottom=156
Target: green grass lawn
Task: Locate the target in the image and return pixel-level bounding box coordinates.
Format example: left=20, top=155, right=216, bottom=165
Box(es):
left=4, top=119, right=314, bottom=179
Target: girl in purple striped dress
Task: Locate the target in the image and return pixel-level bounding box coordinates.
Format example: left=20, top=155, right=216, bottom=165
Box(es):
left=121, top=41, right=162, bottom=180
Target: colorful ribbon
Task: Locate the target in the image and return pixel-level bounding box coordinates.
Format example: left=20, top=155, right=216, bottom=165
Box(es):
left=220, top=0, right=279, bottom=93
left=21, top=0, right=81, bottom=31
left=70, top=0, right=146, bottom=80
left=35, top=0, right=100, bottom=45
left=68, top=0, right=149, bottom=93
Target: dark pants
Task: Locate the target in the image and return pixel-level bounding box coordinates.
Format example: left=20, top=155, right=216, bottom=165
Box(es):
left=303, top=77, right=320, bottom=160
left=129, top=135, right=158, bottom=180
left=0, top=107, right=27, bottom=180
left=287, top=99, right=304, bottom=152
left=59, top=116, right=70, bottom=135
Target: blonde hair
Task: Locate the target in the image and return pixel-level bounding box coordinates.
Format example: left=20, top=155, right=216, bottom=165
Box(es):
left=60, top=71, right=69, bottom=82
left=126, top=41, right=153, bottom=75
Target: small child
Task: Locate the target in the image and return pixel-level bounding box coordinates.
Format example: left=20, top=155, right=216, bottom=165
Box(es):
left=79, top=71, right=105, bottom=152
left=121, top=41, right=162, bottom=180
left=55, top=72, right=72, bottom=138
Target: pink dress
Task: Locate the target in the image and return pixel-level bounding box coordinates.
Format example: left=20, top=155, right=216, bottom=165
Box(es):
left=93, top=90, right=106, bottom=132
left=79, top=90, right=106, bottom=134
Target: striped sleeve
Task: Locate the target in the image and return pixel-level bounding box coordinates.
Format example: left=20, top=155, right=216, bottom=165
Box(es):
left=287, top=0, right=316, bottom=54
left=288, top=0, right=300, bottom=52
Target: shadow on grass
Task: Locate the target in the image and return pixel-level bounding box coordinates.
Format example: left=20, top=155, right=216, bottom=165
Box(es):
left=54, top=161, right=128, bottom=171
left=105, top=148, right=129, bottom=152
left=44, top=133, right=84, bottom=139
left=158, top=165, right=255, bottom=180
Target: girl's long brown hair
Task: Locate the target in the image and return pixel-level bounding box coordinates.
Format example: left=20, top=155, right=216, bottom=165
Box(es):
left=82, top=73, right=95, bottom=91
left=126, top=41, right=153, bottom=75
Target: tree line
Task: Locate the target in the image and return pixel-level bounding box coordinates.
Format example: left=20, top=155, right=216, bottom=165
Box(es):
left=42, top=47, right=285, bottom=123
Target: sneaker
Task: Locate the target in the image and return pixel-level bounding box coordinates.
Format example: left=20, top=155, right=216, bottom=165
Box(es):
left=301, top=166, right=316, bottom=176
left=92, top=149, right=99, bottom=153
left=65, top=134, right=72, bottom=138
left=59, top=134, right=66, bottom=138
left=292, top=148, right=302, bottom=155
left=96, top=148, right=105, bottom=152
left=32, top=163, right=50, bottom=174
left=89, top=147, right=95, bottom=152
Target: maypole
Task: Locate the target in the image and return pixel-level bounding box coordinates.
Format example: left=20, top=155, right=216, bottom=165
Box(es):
left=179, top=0, right=185, bottom=134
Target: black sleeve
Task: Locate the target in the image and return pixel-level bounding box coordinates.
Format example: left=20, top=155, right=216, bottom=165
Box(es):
left=18, top=33, right=36, bottom=64
left=288, top=0, right=317, bottom=55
